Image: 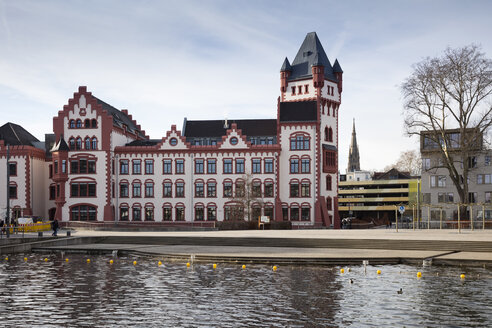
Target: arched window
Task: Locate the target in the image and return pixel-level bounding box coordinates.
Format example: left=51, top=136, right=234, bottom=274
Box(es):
left=69, top=120, right=75, bottom=129
left=119, top=204, right=129, bottom=221
left=84, top=119, right=90, bottom=128
left=301, top=203, right=311, bottom=221
left=91, top=137, right=97, bottom=150
left=132, top=203, right=142, bottom=221
left=70, top=205, right=97, bottom=221
left=326, top=196, right=332, bottom=211
left=328, top=127, right=333, bottom=142
left=145, top=203, right=154, bottom=221
left=290, top=133, right=310, bottom=150
left=91, top=119, right=97, bottom=128
left=324, top=127, right=329, bottom=141
left=175, top=203, right=185, bottom=221
left=162, top=203, right=172, bottom=221
left=69, top=138, right=75, bottom=150
left=76, top=137, right=82, bottom=150
left=195, top=203, right=205, bottom=221
left=207, top=203, right=217, bottom=221
left=76, top=119, right=82, bottom=128
left=85, top=137, right=91, bottom=150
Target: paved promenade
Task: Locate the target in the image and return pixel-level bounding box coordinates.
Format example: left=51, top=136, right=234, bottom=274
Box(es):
left=26, top=228, right=492, bottom=266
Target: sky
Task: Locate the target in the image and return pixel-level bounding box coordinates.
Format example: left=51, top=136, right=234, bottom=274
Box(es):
left=1, top=0, right=491, bottom=172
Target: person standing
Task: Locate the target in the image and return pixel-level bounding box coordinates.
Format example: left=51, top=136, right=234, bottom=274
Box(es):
left=51, top=219, right=59, bottom=236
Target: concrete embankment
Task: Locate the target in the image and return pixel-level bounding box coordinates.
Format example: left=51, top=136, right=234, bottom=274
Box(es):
left=12, top=229, right=492, bottom=266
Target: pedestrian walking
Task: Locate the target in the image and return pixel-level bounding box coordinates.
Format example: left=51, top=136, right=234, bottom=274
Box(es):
left=51, top=219, right=59, bottom=236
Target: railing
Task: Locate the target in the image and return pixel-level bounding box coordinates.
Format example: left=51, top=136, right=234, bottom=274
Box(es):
left=1, top=222, right=52, bottom=237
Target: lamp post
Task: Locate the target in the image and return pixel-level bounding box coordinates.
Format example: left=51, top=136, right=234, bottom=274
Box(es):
left=6, top=145, right=10, bottom=238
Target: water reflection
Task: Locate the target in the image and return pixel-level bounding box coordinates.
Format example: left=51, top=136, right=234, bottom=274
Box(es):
left=0, top=254, right=491, bottom=327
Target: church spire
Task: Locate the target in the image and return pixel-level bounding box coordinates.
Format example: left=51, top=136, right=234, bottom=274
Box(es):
left=347, top=118, right=360, bottom=172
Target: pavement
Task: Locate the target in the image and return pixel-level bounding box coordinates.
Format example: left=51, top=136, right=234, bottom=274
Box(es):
left=24, top=228, right=492, bottom=266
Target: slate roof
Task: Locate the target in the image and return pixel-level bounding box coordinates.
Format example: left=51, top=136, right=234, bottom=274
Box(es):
left=50, top=138, right=70, bottom=152
left=183, top=119, right=277, bottom=138
left=287, top=32, right=337, bottom=82
left=126, top=139, right=161, bottom=146
left=0, top=122, right=39, bottom=146
left=94, top=97, right=145, bottom=138
left=279, top=101, right=317, bottom=122
left=280, top=57, right=292, bottom=71
left=333, top=59, right=343, bottom=73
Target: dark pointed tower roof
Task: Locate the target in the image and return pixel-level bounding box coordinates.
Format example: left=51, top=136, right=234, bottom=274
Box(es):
left=289, top=32, right=336, bottom=81
left=333, top=59, right=343, bottom=73
left=50, top=137, right=70, bottom=152
left=280, top=57, right=292, bottom=71
left=347, top=118, right=360, bottom=172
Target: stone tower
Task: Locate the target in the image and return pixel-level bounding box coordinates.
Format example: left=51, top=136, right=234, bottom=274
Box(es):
left=347, top=118, right=360, bottom=172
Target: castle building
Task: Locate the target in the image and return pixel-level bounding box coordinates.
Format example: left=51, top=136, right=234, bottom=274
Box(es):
left=0, top=32, right=342, bottom=228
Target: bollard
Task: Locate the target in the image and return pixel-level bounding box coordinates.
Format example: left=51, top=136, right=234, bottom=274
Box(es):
left=66, top=231, right=71, bottom=237
left=38, top=231, right=43, bottom=237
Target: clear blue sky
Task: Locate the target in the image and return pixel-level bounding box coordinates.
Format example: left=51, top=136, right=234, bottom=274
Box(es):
left=1, top=0, right=491, bottom=172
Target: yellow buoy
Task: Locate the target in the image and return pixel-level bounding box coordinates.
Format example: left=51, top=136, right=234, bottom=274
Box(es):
left=65, top=258, right=69, bottom=262
left=109, top=259, right=114, bottom=265
left=242, top=264, right=246, bottom=270
left=460, top=274, right=465, bottom=279
left=186, top=262, right=191, bottom=267
left=213, top=263, right=217, bottom=269
left=24, top=257, right=28, bottom=261
left=5, top=257, right=8, bottom=261
left=44, top=258, right=48, bottom=262
left=86, top=259, right=91, bottom=263
left=273, top=266, right=278, bottom=271
left=417, top=272, right=422, bottom=278
left=158, top=261, right=162, bottom=266
left=340, top=268, right=345, bottom=274
left=133, top=261, right=137, bottom=266
left=377, top=270, right=381, bottom=275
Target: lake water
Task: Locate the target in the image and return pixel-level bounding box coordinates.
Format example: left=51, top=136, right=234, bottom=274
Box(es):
left=0, top=254, right=491, bottom=327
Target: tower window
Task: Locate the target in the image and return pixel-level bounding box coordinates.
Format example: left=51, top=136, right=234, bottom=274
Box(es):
left=298, top=85, right=302, bottom=94
left=305, top=85, right=309, bottom=93
left=291, top=86, right=296, bottom=95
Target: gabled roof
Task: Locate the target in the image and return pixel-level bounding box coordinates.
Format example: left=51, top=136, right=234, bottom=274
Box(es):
left=288, top=32, right=337, bottom=81
left=279, top=101, right=317, bottom=122
left=183, top=119, right=277, bottom=138
left=373, top=168, right=412, bottom=180
left=50, top=137, right=70, bottom=152
left=94, top=97, right=145, bottom=138
left=0, top=122, right=39, bottom=146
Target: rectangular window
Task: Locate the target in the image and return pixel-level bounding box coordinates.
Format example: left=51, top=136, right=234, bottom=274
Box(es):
left=422, top=158, right=430, bottom=170
left=298, top=85, right=302, bottom=94
left=88, top=183, right=96, bottom=197
left=207, top=207, right=217, bottom=221
left=290, top=207, right=299, bottom=221
left=195, top=159, right=204, bottom=174
left=120, top=160, right=129, bottom=174
left=485, top=156, right=491, bottom=166
left=145, top=183, right=154, bottom=197
left=49, top=185, right=56, bottom=200
left=252, top=182, right=262, bottom=197
left=438, top=176, right=446, bottom=187
left=120, top=183, right=128, bottom=197
left=79, top=159, right=87, bottom=174
left=71, top=184, right=79, bottom=197
left=195, top=207, right=204, bottom=221
left=49, top=164, right=53, bottom=178
left=301, top=207, right=310, bottom=221
left=301, top=182, right=310, bottom=197
left=264, top=181, right=274, bottom=197
left=176, top=159, right=184, bottom=174
left=484, top=174, right=491, bottom=184
left=252, top=159, right=261, bottom=173
left=163, top=160, right=172, bottom=174
left=145, top=160, right=154, bottom=174
left=235, top=181, right=245, bottom=197
left=224, top=182, right=233, bottom=197
left=133, top=183, right=141, bottom=197
left=224, top=159, right=233, bottom=174
left=264, top=159, right=274, bottom=173
left=290, top=159, right=299, bottom=173
left=145, top=207, right=154, bottom=221
left=468, top=192, right=477, bottom=203
left=71, top=183, right=96, bottom=197
left=291, top=86, right=296, bottom=95
left=61, top=160, right=66, bottom=173
left=304, top=84, right=309, bottom=93
left=478, top=175, right=483, bottom=184
left=163, top=207, right=172, bottom=221
left=54, top=160, right=58, bottom=174
left=290, top=182, right=299, bottom=197
left=120, top=207, right=129, bottom=221
left=207, top=159, right=216, bottom=174
left=485, top=192, right=491, bottom=204
left=195, top=182, right=204, bottom=197
left=133, top=207, right=141, bottom=221
left=301, top=159, right=310, bottom=173
left=176, top=207, right=184, bottom=221
left=8, top=163, right=17, bottom=176
left=88, top=160, right=96, bottom=173
left=175, top=182, right=184, bottom=197
left=438, top=192, right=446, bottom=203
left=282, top=207, right=288, bottom=221
left=468, top=156, right=477, bottom=168
left=133, top=160, right=141, bottom=174
left=70, top=160, right=79, bottom=174
left=207, top=182, right=216, bottom=197
left=448, top=193, right=454, bottom=203
left=163, top=183, right=172, bottom=197
left=236, top=159, right=245, bottom=174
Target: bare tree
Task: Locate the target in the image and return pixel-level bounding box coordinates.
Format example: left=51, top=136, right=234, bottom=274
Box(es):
left=226, top=173, right=264, bottom=222
left=401, top=45, right=492, bottom=204
left=384, top=150, right=422, bottom=176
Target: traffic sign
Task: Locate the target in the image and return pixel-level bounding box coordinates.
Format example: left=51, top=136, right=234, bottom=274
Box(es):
left=398, top=205, right=405, bottom=214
